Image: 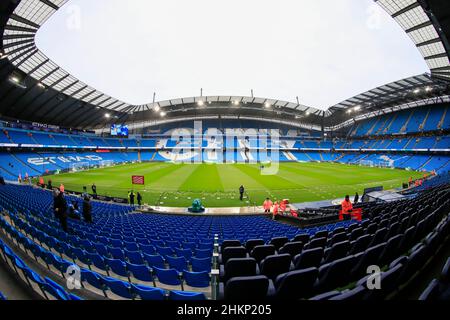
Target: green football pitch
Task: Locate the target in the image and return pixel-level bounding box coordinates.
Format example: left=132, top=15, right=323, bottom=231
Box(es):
left=45, top=162, right=424, bottom=207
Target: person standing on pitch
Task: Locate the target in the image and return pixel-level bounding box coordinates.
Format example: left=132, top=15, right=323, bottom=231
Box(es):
left=91, top=183, right=97, bottom=195
left=137, top=192, right=142, bottom=207
left=354, top=192, right=359, bottom=204
left=129, top=190, right=135, bottom=206
left=239, top=185, right=245, bottom=201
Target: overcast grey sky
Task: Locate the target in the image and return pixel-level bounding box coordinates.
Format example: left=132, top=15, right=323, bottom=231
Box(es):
left=35, top=0, right=429, bottom=110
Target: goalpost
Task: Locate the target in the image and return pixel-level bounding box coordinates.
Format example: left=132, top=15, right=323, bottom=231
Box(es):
left=377, top=160, right=394, bottom=168
left=358, top=159, right=394, bottom=168
left=358, top=160, right=374, bottom=167
left=69, top=162, right=90, bottom=173
left=99, top=160, right=115, bottom=168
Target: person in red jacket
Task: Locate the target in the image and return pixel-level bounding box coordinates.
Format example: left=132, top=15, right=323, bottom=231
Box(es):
left=340, top=195, right=353, bottom=221
left=272, top=201, right=279, bottom=220
left=341, top=195, right=353, bottom=214
left=263, top=198, right=273, bottom=213
left=279, top=200, right=287, bottom=214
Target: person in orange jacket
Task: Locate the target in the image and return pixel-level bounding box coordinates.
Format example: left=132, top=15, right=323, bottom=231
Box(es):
left=272, top=201, right=279, bottom=220
left=263, top=198, right=273, bottom=214
left=279, top=200, right=287, bottom=214
left=340, top=195, right=353, bottom=221
left=341, top=195, right=353, bottom=214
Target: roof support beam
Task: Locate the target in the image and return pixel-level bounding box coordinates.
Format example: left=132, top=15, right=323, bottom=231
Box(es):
left=405, top=21, right=433, bottom=33
left=424, top=52, right=448, bottom=60
left=9, top=13, right=41, bottom=29
left=39, top=0, right=59, bottom=10
left=4, top=24, right=37, bottom=33
left=2, top=38, right=35, bottom=50
left=417, top=37, right=442, bottom=47
left=391, top=2, right=420, bottom=18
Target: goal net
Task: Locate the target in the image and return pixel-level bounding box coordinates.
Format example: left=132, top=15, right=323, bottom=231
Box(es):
left=69, top=162, right=90, bottom=172
left=99, top=160, right=115, bottom=168
left=377, top=160, right=394, bottom=168
left=358, top=160, right=374, bottom=167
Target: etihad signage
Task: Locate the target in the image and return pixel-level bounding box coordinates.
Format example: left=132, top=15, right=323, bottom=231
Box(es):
left=27, top=155, right=103, bottom=166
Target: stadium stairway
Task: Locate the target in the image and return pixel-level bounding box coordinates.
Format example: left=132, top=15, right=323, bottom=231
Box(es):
left=10, top=153, right=40, bottom=176
left=0, top=243, right=39, bottom=300
left=437, top=107, right=448, bottom=130
left=418, top=156, right=433, bottom=171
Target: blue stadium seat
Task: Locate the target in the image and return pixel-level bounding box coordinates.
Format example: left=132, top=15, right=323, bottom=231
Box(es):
left=294, top=248, right=323, bottom=270
left=131, top=284, right=165, bottom=300
left=153, top=267, right=182, bottom=288
left=42, top=277, right=70, bottom=300
left=104, top=258, right=130, bottom=280
left=274, top=267, right=318, bottom=300
left=126, top=262, right=155, bottom=285
left=220, top=246, right=247, bottom=264
left=191, top=257, right=212, bottom=272
left=81, top=269, right=107, bottom=297
left=125, top=250, right=144, bottom=265
left=166, top=256, right=188, bottom=272
left=103, top=277, right=133, bottom=299
left=143, top=253, right=165, bottom=269
left=269, top=237, right=289, bottom=250
left=250, top=245, right=276, bottom=263
left=260, top=254, right=292, bottom=281
left=169, top=290, right=206, bottom=301
left=278, top=241, right=303, bottom=257
left=183, top=270, right=210, bottom=288
left=219, top=275, right=275, bottom=300
left=245, top=239, right=265, bottom=252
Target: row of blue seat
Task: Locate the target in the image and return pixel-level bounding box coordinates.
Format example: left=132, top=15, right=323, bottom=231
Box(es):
left=0, top=237, right=81, bottom=300
left=0, top=216, right=207, bottom=300
left=419, top=256, right=450, bottom=300
left=217, top=185, right=450, bottom=299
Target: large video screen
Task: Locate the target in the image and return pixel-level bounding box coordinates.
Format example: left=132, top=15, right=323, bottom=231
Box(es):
left=111, top=124, right=129, bottom=136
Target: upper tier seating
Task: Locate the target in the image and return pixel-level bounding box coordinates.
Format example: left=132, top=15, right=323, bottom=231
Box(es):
left=350, top=105, right=449, bottom=137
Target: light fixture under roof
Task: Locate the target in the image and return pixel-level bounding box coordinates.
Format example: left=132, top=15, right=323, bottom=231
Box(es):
left=264, top=102, right=271, bottom=108
left=160, top=111, right=166, bottom=117
left=233, top=100, right=240, bottom=106
left=197, top=100, right=204, bottom=106
left=104, top=113, right=110, bottom=118
left=354, top=105, right=361, bottom=111
left=425, top=86, right=433, bottom=92
left=154, top=105, right=161, bottom=112
left=413, top=88, right=421, bottom=94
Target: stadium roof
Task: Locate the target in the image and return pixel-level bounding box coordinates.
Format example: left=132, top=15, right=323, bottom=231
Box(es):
left=377, top=0, right=450, bottom=81
left=0, top=0, right=449, bottom=130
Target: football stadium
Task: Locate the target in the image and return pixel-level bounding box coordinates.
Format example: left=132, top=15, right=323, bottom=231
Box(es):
left=0, top=0, right=449, bottom=306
